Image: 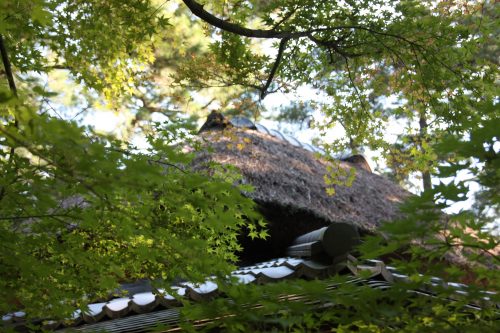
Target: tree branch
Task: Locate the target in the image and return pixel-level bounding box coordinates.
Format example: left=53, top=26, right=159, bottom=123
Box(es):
left=110, top=146, right=188, bottom=174
left=181, top=0, right=433, bottom=101
left=183, top=1, right=423, bottom=46
left=261, top=37, right=289, bottom=99
left=308, top=34, right=366, bottom=58
left=44, top=64, right=73, bottom=71
left=0, top=34, right=18, bottom=203
left=0, top=34, right=17, bottom=97
left=182, top=0, right=369, bottom=41
left=182, top=0, right=298, bottom=39
left=271, top=7, right=297, bottom=30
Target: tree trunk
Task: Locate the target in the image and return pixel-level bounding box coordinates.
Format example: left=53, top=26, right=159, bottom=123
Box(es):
left=419, top=111, right=432, bottom=191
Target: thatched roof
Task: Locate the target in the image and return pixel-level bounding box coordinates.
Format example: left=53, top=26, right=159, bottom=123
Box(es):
left=194, top=128, right=410, bottom=230
left=192, top=118, right=411, bottom=261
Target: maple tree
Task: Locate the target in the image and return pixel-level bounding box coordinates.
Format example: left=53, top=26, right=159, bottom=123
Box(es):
left=0, top=0, right=498, bottom=331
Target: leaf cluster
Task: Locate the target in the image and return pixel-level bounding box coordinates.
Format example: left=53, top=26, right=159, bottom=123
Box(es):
left=0, top=96, right=265, bottom=321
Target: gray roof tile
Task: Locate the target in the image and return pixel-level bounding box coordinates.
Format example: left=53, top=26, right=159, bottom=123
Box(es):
left=82, top=302, right=106, bottom=323
left=104, top=298, right=130, bottom=319
left=232, top=274, right=257, bottom=284
left=2, top=254, right=489, bottom=333
left=4, top=226, right=494, bottom=332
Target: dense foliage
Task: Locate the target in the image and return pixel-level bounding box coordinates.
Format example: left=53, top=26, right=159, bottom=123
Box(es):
left=0, top=104, right=267, bottom=320
left=0, top=0, right=498, bottom=331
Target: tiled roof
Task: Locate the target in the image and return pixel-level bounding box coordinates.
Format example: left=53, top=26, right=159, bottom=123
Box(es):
left=2, top=257, right=345, bottom=332
left=59, top=257, right=384, bottom=332
left=3, top=223, right=495, bottom=333
left=4, top=256, right=492, bottom=333
left=54, top=256, right=497, bottom=333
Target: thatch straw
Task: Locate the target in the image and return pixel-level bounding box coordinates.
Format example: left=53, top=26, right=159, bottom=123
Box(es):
left=194, top=128, right=410, bottom=231
left=192, top=126, right=411, bottom=261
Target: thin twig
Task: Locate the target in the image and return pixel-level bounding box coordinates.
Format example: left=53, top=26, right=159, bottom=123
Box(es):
left=0, top=213, right=78, bottom=221
left=271, top=7, right=297, bottom=30
left=344, top=56, right=367, bottom=112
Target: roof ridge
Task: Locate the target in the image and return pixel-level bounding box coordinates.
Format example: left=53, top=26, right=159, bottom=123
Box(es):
left=229, top=115, right=372, bottom=172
